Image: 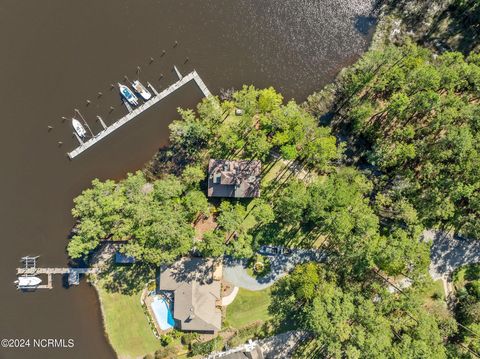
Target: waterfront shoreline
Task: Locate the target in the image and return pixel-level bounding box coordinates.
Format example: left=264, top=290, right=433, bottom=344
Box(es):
left=90, top=280, right=119, bottom=358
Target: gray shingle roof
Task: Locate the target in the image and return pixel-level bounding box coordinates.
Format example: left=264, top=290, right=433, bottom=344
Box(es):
left=159, top=258, right=221, bottom=332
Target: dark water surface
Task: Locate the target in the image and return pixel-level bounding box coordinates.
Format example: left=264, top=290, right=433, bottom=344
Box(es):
left=0, top=1, right=375, bottom=358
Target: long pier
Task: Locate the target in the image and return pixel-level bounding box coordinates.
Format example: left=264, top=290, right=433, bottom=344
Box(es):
left=16, top=267, right=98, bottom=289
left=67, top=69, right=211, bottom=159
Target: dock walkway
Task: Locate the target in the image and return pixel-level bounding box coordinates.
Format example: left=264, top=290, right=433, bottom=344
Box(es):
left=16, top=267, right=98, bottom=289
left=67, top=69, right=211, bottom=159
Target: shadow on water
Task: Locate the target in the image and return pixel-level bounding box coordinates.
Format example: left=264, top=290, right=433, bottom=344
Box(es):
left=62, top=273, right=73, bottom=289
left=354, top=16, right=377, bottom=35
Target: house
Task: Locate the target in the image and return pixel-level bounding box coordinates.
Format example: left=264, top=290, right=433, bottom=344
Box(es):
left=158, top=257, right=222, bottom=333
left=207, top=159, right=261, bottom=198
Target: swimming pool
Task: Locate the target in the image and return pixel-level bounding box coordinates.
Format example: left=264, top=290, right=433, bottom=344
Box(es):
left=151, top=297, right=175, bottom=330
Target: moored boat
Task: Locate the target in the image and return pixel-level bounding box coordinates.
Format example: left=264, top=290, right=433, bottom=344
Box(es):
left=14, top=276, right=42, bottom=289
left=72, top=118, right=87, bottom=138
left=118, top=83, right=139, bottom=106
left=132, top=80, right=152, bottom=101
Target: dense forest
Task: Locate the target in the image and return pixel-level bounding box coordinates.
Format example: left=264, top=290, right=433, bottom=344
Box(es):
left=314, top=43, right=480, bottom=239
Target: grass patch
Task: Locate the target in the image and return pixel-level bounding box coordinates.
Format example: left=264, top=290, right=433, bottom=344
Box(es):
left=225, top=288, right=272, bottom=329
left=261, top=160, right=288, bottom=188
left=427, top=279, right=446, bottom=301
left=418, top=279, right=450, bottom=318
left=96, top=281, right=161, bottom=358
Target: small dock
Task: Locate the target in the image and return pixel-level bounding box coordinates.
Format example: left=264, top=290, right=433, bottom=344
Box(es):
left=16, top=257, right=97, bottom=289
left=67, top=68, right=212, bottom=159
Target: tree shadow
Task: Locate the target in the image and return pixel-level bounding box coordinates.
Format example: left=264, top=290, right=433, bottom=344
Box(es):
left=354, top=16, right=377, bottom=36
left=161, top=257, right=215, bottom=285
left=101, top=261, right=154, bottom=295
left=382, top=0, right=480, bottom=54
left=465, top=264, right=480, bottom=281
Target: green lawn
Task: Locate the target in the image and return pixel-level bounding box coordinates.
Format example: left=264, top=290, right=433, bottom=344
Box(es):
left=421, top=279, right=446, bottom=301
left=225, top=288, right=272, bottom=328
left=96, top=282, right=161, bottom=358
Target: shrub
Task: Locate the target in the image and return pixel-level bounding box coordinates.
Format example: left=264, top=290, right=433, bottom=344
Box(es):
left=169, top=329, right=182, bottom=339
left=147, top=280, right=156, bottom=291
left=466, top=280, right=480, bottom=299
left=181, top=332, right=198, bottom=346
left=155, top=346, right=178, bottom=359
left=160, top=334, right=173, bottom=347
left=189, top=337, right=219, bottom=356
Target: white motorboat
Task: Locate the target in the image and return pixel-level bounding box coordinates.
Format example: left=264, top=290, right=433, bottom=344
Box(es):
left=15, top=276, right=42, bottom=289
left=118, top=83, right=139, bottom=106
left=132, top=80, right=152, bottom=101
left=72, top=118, right=87, bottom=138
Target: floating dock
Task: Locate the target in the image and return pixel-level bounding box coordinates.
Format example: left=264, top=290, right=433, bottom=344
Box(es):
left=67, top=69, right=212, bottom=159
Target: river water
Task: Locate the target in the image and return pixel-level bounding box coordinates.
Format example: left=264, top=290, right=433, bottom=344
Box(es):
left=0, top=1, right=375, bottom=358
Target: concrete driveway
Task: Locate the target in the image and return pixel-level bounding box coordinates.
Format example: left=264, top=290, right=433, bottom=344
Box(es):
left=426, top=230, right=480, bottom=280
left=223, top=249, right=326, bottom=291
left=223, top=230, right=480, bottom=292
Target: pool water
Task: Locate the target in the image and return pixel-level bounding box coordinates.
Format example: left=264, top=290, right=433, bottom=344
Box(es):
left=151, top=297, right=175, bottom=330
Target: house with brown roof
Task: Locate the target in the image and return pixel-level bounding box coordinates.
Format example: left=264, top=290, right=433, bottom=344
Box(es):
left=158, top=257, right=222, bottom=333
left=208, top=159, right=261, bottom=198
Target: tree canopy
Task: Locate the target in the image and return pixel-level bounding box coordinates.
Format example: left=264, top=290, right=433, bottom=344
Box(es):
left=271, top=263, right=455, bottom=359
left=68, top=172, right=203, bottom=266
left=313, top=43, right=480, bottom=239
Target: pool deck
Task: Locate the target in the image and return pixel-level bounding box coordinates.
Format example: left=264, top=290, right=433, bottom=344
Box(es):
left=144, top=295, right=172, bottom=336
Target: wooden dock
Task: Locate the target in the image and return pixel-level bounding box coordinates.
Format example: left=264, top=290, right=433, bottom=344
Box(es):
left=16, top=267, right=98, bottom=289
left=67, top=69, right=211, bottom=159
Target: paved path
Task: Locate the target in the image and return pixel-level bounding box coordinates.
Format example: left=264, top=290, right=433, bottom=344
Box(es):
left=426, top=230, right=480, bottom=280
left=223, top=250, right=326, bottom=291
left=221, top=286, right=239, bottom=306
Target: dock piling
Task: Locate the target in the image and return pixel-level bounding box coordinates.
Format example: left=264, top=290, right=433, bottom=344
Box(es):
left=174, top=65, right=183, bottom=80
left=147, top=82, right=159, bottom=96
left=97, top=116, right=107, bottom=129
